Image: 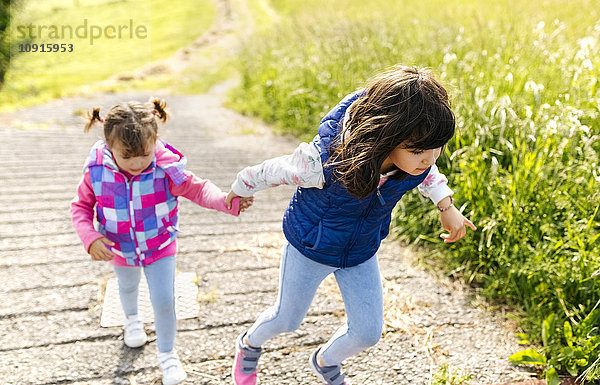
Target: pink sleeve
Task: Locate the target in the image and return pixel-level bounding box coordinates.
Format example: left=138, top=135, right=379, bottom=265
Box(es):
left=70, top=170, right=104, bottom=253
left=169, top=170, right=240, bottom=216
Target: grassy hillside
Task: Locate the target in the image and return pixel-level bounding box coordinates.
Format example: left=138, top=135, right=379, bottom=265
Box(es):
left=1, top=0, right=216, bottom=111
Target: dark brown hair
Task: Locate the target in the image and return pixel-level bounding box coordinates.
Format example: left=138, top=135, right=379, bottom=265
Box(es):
left=84, top=97, right=169, bottom=157
left=328, top=66, right=455, bottom=199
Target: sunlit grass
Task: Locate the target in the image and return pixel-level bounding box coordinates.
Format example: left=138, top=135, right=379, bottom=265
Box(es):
left=1, top=0, right=216, bottom=111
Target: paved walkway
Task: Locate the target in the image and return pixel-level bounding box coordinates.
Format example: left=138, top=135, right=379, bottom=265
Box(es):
left=0, top=89, right=536, bottom=385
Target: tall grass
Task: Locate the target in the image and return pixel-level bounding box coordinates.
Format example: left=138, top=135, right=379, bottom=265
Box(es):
left=230, top=0, right=600, bottom=381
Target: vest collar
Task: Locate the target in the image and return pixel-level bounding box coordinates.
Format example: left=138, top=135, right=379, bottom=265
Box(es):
left=84, top=140, right=188, bottom=185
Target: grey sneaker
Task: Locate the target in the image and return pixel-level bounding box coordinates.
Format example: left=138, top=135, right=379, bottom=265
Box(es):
left=231, top=331, right=262, bottom=385
left=309, top=348, right=349, bottom=385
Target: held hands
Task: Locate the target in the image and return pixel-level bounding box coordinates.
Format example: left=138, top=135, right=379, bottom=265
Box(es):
left=438, top=197, right=476, bottom=243
left=88, top=237, right=116, bottom=261
left=226, top=190, right=255, bottom=213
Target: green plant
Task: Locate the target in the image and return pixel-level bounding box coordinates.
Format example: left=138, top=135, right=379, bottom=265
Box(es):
left=510, top=310, right=600, bottom=384
left=0, top=0, right=19, bottom=87
left=431, top=363, right=472, bottom=385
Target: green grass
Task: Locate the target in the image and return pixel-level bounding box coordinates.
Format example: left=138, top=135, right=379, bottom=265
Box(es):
left=430, top=363, right=472, bottom=385
left=228, top=0, right=600, bottom=381
left=97, top=43, right=236, bottom=96
left=1, top=0, right=216, bottom=111
left=109, top=0, right=280, bottom=96
left=155, top=44, right=236, bottom=95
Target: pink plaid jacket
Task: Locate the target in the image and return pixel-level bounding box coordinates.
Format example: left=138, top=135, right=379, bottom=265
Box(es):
left=86, top=140, right=187, bottom=266
left=72, top=140, right=240, bottom=267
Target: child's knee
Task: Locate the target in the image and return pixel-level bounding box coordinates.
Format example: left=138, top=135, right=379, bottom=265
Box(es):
left=117, top=279, right=140, bottom=293
left=266, top=312, right=303, bottom=333
left=115, top=268, right=141, bottom=290
left=278, top=318, right=303, bottom=333
left=353, top=323, right=382, bottom=348
left=150, top=292, right=175, bottom=313
left=261, top=305, right=304, bottom=333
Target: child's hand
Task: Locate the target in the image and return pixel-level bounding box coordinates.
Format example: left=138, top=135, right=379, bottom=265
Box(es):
left=88, top=237, right=116, bottom=261
left=225, top=190, right=238, bottom=210
left=439, top=206, right=476, bottom=243
left=226, top=190, right=254, bottom=212
left=239, top=196, right=255, bottom=212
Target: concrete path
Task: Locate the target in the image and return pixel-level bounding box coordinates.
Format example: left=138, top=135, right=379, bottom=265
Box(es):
left=0, top=2, right=537, bottom=383
left=0, top=88, right=535, bottom=385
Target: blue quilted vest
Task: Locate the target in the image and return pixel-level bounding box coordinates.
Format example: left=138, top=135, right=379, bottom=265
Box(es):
left=282, top=92, right=430, bottom=268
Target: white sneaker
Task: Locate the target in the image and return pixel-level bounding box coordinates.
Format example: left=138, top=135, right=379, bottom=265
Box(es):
left=159, top=351, right=187, bottom=385
left=123, top=315, right=147, bottom=348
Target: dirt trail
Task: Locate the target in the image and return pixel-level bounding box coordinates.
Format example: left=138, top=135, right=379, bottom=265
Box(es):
left=0, top=1, right=535, bottom=384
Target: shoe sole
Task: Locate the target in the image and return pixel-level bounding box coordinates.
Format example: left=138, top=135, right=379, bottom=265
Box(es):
left=124, top=334, right=147, bottom=348
left=309, top=349, right=330, bottom=385
left=231, top=333, right=240, bottom=384
left=162, top=373, right=186, bottom=385
left=231, top=333, right=258, bottom=385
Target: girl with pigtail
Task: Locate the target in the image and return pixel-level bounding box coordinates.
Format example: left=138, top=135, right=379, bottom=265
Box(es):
left=70, top=98, right=254, bottom=385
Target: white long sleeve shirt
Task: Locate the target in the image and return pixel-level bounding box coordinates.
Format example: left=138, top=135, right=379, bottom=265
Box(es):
left=231, top=141, right=453, bottom=205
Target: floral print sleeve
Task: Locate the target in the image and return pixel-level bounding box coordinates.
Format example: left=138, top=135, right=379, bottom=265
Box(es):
left=231, top=142, right=453, bottom=204
left=231, top=142, right=325, bottom=197
left=417, top=164, right=454, bottom=205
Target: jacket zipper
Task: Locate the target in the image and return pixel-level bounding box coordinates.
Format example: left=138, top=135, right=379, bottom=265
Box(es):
left=126, top=176, right=142, bottom=261
left=341, top=186, right=384, bottom=268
